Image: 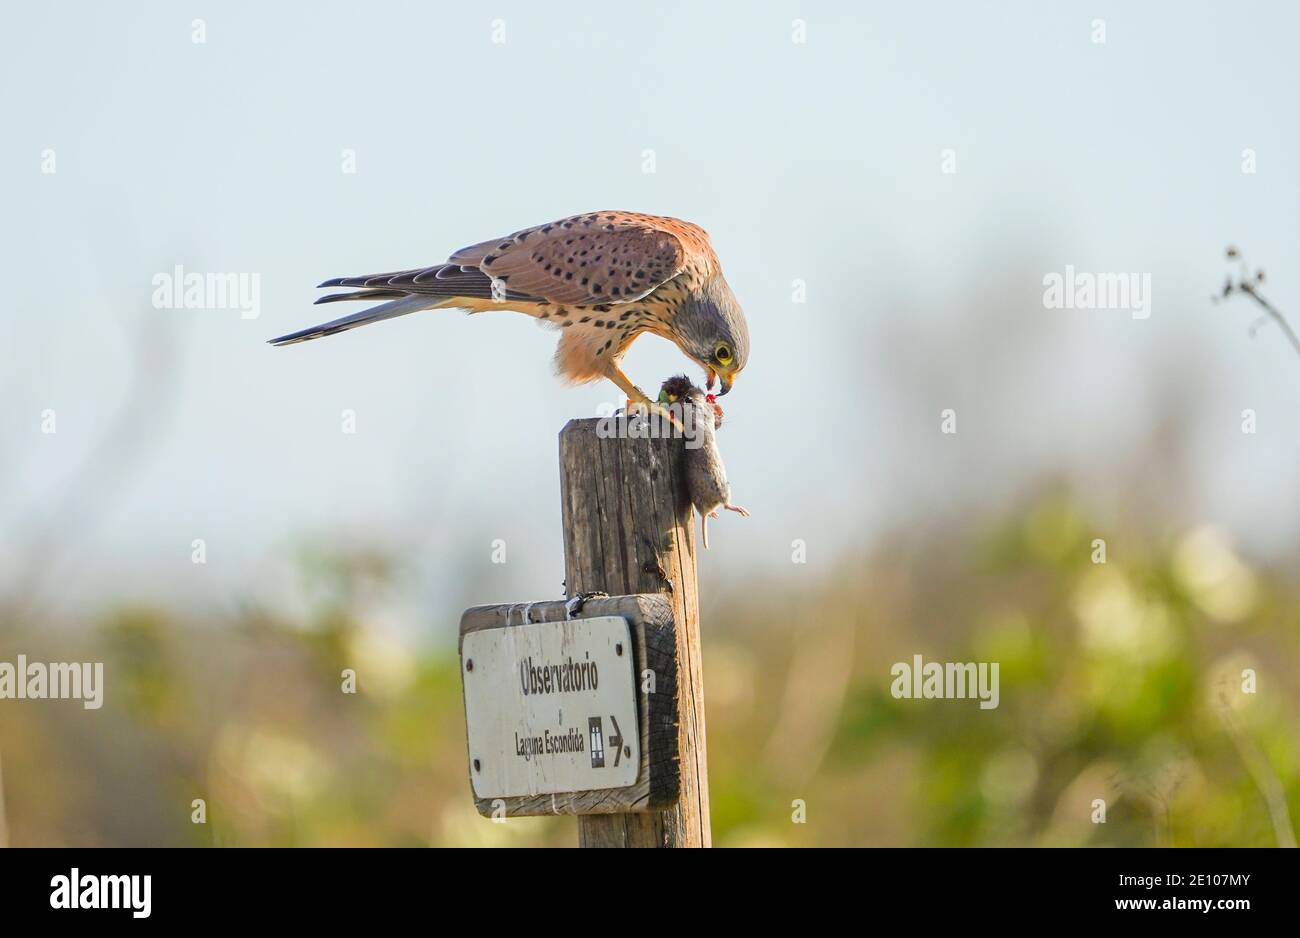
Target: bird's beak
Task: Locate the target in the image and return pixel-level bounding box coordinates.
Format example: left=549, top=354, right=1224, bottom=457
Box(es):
left=717, top=372, right=734, bottom=396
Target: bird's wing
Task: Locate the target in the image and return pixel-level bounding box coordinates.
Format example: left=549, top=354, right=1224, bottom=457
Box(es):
left=447, top=211, right=691, bottom=306
left=316, top=264, right=543, bottom=303
left=273, top=266, right=542, bottom=346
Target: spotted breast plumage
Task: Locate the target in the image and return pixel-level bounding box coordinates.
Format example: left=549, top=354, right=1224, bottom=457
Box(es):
left=269, top=211, right=750, bottom=408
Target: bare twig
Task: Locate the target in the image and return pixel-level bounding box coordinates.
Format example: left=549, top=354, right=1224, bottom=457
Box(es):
left=1239, top=282, right=1300, bottom=359
left=1214, top=247, right=1300, bottom=361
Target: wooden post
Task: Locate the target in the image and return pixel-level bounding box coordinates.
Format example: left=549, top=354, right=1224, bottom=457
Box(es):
left=558, top=417, right=711, bottom=848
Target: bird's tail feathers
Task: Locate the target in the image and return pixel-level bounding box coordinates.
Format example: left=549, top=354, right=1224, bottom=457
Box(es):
left=267, top=294, right=443, bottom=346
left=313, top=288, right=408, bottom=305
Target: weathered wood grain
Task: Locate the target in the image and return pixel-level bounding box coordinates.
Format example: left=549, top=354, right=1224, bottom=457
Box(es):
left=559, top=416, right=710, bottom=848
left=458, top=594, right=680, bottom=817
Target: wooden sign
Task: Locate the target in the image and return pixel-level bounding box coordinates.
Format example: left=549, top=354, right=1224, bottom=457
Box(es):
left=462, top=614, right=639, bottom=797
left=458, top=594, right=681, bottom=817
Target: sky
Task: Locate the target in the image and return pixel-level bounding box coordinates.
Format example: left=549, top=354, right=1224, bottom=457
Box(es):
left=2, top=1, right=1298, bottom=630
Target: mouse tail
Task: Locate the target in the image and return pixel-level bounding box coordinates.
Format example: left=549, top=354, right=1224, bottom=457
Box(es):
left=700, top=510, right=710, bottom=550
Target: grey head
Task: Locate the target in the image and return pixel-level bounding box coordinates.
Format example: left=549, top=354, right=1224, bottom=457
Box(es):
left=670, top=274, right=749, bottom=396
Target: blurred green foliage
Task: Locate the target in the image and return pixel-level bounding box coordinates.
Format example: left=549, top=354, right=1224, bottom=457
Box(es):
left=1, top=492, right=1296, bottom=847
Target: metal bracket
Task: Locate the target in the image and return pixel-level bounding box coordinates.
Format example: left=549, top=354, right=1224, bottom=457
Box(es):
left=565, top=590, right=610, bottom=619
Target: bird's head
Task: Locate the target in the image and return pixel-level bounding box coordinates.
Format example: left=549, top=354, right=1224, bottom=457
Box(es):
left=670, top=276, right=748, bottom=396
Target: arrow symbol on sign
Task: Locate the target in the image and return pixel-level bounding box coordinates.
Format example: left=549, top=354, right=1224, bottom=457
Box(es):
left=609, top=715, right=623, bottom=767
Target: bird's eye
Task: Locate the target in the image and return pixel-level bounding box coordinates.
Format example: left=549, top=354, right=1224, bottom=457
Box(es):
left=714, top=343, right=733, bottom=365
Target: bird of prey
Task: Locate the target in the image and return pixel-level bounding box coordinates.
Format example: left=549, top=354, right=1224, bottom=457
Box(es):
left=269, top=211, right=749, bottom=409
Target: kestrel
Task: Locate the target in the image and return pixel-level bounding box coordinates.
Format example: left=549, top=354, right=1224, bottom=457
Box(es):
left=269, top=210, right=750, bottom=408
